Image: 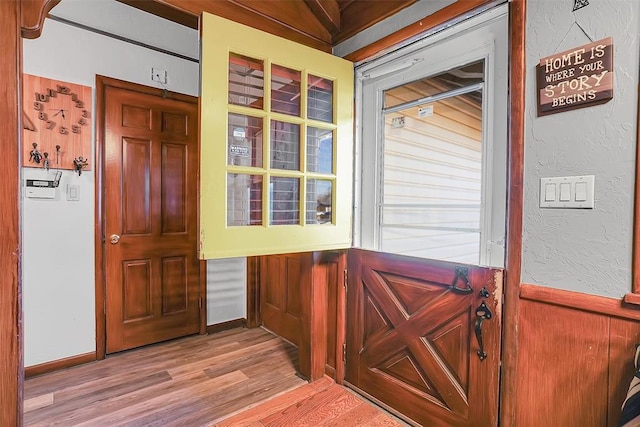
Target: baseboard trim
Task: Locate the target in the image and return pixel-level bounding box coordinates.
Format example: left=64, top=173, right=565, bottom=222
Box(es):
left=25, top=352, right=97, bottom=378
left=206, top=318, right=246, bottom=334
left=521, top=284, right=640, bottom=321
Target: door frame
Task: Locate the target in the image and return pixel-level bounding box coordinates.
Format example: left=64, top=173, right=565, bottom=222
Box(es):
left=94, top=75, right=205, bottom=359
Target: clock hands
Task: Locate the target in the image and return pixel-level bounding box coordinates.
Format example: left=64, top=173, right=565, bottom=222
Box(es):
left=50, top=108, right=66, bottom=119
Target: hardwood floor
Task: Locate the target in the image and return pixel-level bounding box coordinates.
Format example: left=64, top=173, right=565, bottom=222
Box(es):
left=24, top=327, right=403, bottom=426
left=216, top=376, right=405, bottom=426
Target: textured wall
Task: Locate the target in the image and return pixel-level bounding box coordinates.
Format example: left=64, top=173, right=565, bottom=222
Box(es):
left=522, top=0, right=640, bottom=297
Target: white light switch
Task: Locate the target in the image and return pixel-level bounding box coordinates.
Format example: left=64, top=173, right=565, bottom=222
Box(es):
left=539, top=175, right=594, bottom=209
left=575, top=182, right=587, bottom=201
left=544, top=183, right=556, bottom=201
left=559, top=183, right=571, bottom=201
left=67, top=185, right=80, bottom=201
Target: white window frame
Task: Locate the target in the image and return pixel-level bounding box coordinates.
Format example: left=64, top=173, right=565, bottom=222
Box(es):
left=353, top=4, right=508, bottom=267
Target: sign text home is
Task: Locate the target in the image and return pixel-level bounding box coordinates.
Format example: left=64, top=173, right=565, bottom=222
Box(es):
left=537, top=37, right=613, bottom=116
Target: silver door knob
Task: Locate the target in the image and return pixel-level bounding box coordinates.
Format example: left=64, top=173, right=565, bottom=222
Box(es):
left=109, top=234, right=121, bottom=244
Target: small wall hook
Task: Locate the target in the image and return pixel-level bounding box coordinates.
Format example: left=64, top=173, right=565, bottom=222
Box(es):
left=73, top=156, right=88, bottom=176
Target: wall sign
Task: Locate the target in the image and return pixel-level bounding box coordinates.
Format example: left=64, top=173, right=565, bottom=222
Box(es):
left=537, top=37, right=613, bottom=116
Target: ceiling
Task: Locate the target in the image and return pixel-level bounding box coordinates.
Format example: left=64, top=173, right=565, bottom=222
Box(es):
left=117, top=0, right=418, bottom=52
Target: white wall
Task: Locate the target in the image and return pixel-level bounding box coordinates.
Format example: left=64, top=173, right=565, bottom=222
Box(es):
left=22, top=1, right=215, bottom=367
left=522, top=0, right=640, bottom=297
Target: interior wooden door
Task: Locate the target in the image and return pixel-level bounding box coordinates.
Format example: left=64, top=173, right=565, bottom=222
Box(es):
left=346, top=249, right=502, bottom=426
left=260, top=253, right=309, bottom=346
left=104, top=84, right=200, bottom=353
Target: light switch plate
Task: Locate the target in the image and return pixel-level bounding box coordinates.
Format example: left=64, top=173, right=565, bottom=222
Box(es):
left=67, top=184, right=80, bottom=201
left=539, top=175, right=594, bottom=209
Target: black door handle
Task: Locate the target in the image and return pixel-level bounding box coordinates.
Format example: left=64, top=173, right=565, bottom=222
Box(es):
left=474, top=301, right=493, bottom=361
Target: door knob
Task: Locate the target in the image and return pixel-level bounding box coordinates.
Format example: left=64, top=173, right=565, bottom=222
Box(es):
left=109, top=234, right=121, bottom=244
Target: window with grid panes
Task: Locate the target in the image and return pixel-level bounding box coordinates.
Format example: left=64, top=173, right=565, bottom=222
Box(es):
left=200, top=13, right=354, bottom=259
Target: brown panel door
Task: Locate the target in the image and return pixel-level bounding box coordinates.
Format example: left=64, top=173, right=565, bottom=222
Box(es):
left=260, top=253, right=309, bottom=346
left=346, top=249, right=502, bottom=426
left=104, top=85, right=199, bottom=353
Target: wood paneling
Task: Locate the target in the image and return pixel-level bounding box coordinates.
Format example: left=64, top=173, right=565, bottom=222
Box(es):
left=304, top=0, right=341, bottom=34
left=344, top=0, right=494, bottom=62
left=116, top=0, right=198, bottom=29
left=500, top=0, right=526, bottom=425
left=123, top=0, right=420, bottom=52
left=609, top=318, right=640, bottom=427
left=516, top=285, right=640, bottom=427
left=255, top=251, right=346, bottom=382
left=334, top=0, right=418, bottom=44
left=516, top=297, right=610, bottom=427
left=0, top=2, right=22, bottom=425
left=153, top=0, right=333, bottom=52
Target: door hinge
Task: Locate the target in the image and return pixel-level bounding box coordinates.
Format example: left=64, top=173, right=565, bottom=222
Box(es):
left=343, top=269, right=348, bottom=293
left=342, top=343, right=347, bottom=362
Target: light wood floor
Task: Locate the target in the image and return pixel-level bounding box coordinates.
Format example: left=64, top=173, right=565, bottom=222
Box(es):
left=24, top=327, right=403, bottom=426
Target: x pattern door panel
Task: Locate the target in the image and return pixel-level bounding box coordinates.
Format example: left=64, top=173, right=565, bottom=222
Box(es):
left=346, top=249, right=502, bottom=426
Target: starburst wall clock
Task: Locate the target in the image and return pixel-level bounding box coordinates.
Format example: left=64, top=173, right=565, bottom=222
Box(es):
left=22, top=74, right=92, bottom=171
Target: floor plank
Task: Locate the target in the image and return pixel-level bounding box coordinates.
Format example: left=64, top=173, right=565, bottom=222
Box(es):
left=24, top=327, right=404, bottom=427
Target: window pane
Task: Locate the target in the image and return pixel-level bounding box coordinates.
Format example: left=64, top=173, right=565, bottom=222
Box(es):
left=272, top=64, right=301, bottom=116
left=270, top=177, right=299, bottom=225
left=228, top=114, right=263, bottom=168
left=384, top=60, right=484, bottom=109
left=270, top=121, right=300, bottom=171
left=382, top=83, right=483, bottom=263
left=228, top=53, right=264, bottom=109
left=307, top=127, right=333, bottom=173
left=306, top=179, right=332, bottom=224
left=307, top=75, right=333, bottom=122
left=227, top=174, right=263, bottom=226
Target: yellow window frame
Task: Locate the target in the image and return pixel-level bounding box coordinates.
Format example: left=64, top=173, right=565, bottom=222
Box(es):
left=200, top=13, right=354, bottom=259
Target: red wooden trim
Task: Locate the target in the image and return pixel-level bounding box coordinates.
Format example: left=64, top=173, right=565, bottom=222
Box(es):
left=303, top=0, right=340, bottom=35
left=334, top=251, right=347, bottom=384
left=522, top=284, right=640, bottom=321
left=206, top=318, right=246, bottom=334
left=246, top=256, right=261, bottom=328
left=1, top=2, right=22, bottom=425
left=20, top=0, right=60, bottom=39
left=116, top=0, right=199, bottom=29
left=94, top=75, right=198, bottom=358
left=343, top=0, right=495, bottom=63
left=25, top=352, right=96, bottom=379
left=624, top=292, right=640, bottom=306
left=632, top=84, right=640, bottom=294
left=333, top=0, right=418, bottom=45
left=94, top=76, right=107, bottom=360
left=155, top=0, right=333, bottom=52
left=499, top=1, right=526, bottom=426
left=199, top=260, right=207, bottom=334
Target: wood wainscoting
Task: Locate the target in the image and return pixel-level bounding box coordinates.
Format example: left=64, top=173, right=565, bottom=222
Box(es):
left=516, top=284, right=640, bottom=427
left=252, top=251, right=346, bottom=383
